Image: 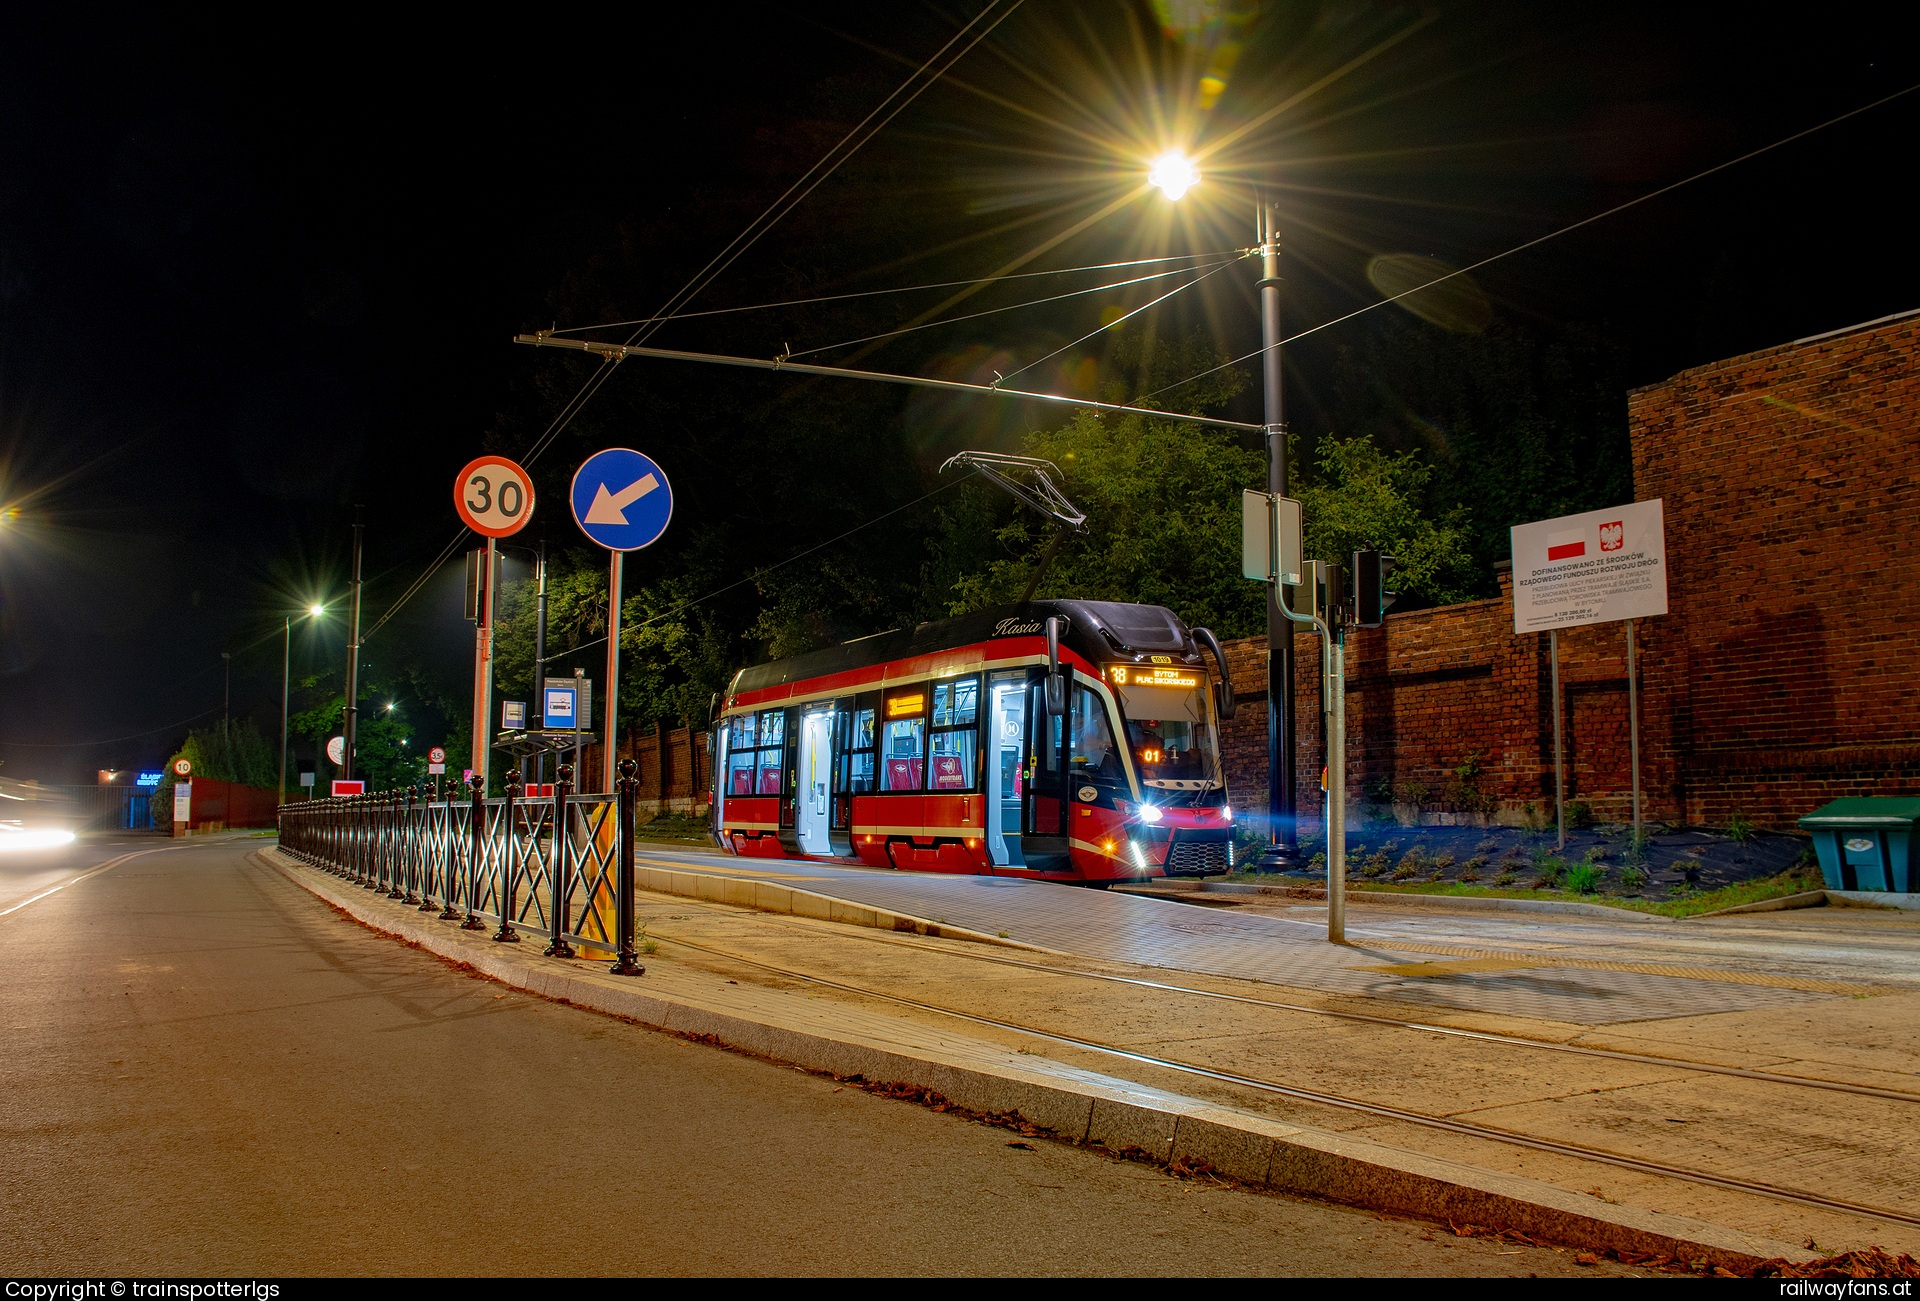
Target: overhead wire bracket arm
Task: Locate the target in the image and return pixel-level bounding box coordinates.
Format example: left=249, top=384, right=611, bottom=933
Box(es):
left=514, top=333, right=1263, bottom=434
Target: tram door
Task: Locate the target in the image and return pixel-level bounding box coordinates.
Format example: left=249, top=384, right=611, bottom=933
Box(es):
left=1022, top=674, right=1071, bottom=870
left=985, top=672, right=1027, bottom=866
left=796, top=707, right=833, bottom=855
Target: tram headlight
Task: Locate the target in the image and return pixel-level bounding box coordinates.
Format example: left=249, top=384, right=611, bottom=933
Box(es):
left=1136, top=804, right=1164, bottom=824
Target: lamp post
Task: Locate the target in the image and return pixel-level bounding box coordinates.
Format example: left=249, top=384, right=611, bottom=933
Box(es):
left=343, top=507, right=364, bottom=781
left=1253, top=196, right=1298, bottom=868
left=1150, top=158, right=1298, bottom=867
left=281, top=604, right=326, bottom=805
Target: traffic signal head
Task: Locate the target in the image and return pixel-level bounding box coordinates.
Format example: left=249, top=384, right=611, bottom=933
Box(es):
left=1352, top=549, right=1397, bottom=627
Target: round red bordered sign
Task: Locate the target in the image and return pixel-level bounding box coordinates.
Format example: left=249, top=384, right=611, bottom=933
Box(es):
left=454, top=455, right=536, bottom=538
left=427, top=746, right=447, bottom=764
left=173, top=758, right=192, bottom=776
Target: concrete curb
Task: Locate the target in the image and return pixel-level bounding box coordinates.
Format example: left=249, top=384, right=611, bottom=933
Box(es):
left=262, top=846, right=1813, bottom=1273
left=1828, top=889, right=1920, bottom=911
left=1126, top=880, right=1677, bottom=923
left=630, top=858, right=1048, bottom=952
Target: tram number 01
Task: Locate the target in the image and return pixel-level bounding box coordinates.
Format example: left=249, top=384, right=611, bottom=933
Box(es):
left=467, top=474, right=524, bottom=519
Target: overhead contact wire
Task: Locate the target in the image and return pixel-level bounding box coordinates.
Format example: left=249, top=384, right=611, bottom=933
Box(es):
left=1146, top=78, right=1920, bottom=404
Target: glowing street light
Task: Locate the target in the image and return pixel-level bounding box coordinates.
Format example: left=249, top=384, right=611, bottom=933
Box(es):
left=1144, top=141, right=1303, bottom=880
left=1147, top=150, right=1200, bottom=201
left=281, top=602, right=328, bottom=806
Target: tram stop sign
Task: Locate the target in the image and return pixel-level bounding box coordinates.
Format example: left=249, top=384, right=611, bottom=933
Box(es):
left=454, top=455, right=537, bottom=538
left=570, top=448, right=673, bottom=551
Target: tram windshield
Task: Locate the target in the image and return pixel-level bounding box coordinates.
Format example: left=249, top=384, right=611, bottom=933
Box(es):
left=1109, top=666, right=1222, bottom=792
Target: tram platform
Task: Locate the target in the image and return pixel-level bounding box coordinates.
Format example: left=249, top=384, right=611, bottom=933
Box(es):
left=625, top=843, right=1919, bottom=1023
left=261, top=840, right=1920, bottom=1272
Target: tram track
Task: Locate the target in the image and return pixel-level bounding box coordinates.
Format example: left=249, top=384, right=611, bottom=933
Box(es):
left=645, top=896, right=1920, bottom=1106
left=641, top=921, right=1920, bottom=1232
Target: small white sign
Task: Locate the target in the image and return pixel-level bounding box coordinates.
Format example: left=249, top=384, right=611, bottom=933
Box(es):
left=427, top=763, right=446, bottom=774
left=299, top=772, right=315, bottom=788
left=1510, top=499, right=1667, bottom=634
left=1241, top=491, right=1303, bottom=586
left=172, top=783, right=191, bottom=822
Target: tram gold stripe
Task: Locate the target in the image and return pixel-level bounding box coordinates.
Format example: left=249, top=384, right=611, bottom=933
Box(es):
left=1365, top=939, right=1888, bottom=996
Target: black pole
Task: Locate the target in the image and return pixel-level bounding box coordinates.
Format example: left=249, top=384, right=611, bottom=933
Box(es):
left=462, top=772, right=487, bottom=930
left=533, top=537, right=548, bottom=787
left=343, top=506, right=364, bottom=780
left=545, top=762, right=575, bottom=959
left=438, top=780, right=461, bottom=921
left=494, top=770, right=522, bottom=943
left=609, top=758, right=645, bottom=976
left=1256, top=198, right=1299, bottom=869
left=412, top=785, right=433, bottom=909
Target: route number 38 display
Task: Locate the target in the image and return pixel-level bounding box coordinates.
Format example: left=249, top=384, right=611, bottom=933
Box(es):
left=453, top=455, right=536, bottom=538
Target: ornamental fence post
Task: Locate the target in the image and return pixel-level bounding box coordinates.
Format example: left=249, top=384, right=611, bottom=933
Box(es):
left=462, top=774, right=487, bottom=930
left=402, top=787, right=420, bottom=904
left=386, top=790, right=406, bottom=898
left=610, top=759, right=645, bottom=977
left=494, top=771, right=522, bottom=944
left=439, top=784, right=462, bottom=922
left=545, top=763, right=575, bottom=959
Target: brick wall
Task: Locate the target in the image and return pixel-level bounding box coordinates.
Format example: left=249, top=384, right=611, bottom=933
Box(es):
left=1220, top=309, right=1920, bottom=833
left=1218, top=571, right=1645, bottom=834
left=580, top=726, right=712, bottom=814
left=1630, top=309, right=1920, bottom=826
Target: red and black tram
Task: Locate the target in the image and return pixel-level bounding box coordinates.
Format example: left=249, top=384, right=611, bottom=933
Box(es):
left=711, top=600, right=1239, bottom=883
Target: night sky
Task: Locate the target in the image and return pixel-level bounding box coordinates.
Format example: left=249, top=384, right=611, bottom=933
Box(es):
left=2, top=2, right=1915, bottom=783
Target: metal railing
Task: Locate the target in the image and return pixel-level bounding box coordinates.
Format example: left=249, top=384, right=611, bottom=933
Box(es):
left=277, top=760, right=648, bottom=975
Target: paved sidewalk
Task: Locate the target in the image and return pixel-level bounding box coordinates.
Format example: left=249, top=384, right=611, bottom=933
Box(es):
left=262, top=844, right=1920, bottom=1269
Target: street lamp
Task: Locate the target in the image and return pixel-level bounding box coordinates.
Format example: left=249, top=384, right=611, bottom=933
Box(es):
left=1151, top=163, right=1298, bottom=868
left=282, top=604, right=326, bottom=805
left=1148, top=151, right=1200, bottom=201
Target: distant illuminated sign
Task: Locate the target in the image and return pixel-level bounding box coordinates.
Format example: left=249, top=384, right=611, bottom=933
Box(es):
left=543, top=686, right=577, bottom=730
left=886, top=693, right=925, bottom=718
left=502, top=700, right=527, bottom=730
left=135, top=771, right=163, bottom=787
left=1113, top=666, right=1200, bottom=689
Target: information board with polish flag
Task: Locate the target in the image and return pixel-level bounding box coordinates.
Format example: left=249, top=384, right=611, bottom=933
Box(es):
left=1510, top=499, right=1668, bottom=633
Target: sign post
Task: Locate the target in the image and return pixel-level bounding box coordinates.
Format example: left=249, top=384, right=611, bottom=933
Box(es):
left=1239, top=491, right=1355, bottom=944
left=570, top=448, right=674, bottom=795
left=171, top=759, right=192, bottom=837
left=455, top=455, right=537, bottom=795
left=1510, top=500, right=1668, bottom=849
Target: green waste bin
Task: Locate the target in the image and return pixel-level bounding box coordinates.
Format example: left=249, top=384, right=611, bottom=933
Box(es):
left=1798, top=797, right=1920, bottom=893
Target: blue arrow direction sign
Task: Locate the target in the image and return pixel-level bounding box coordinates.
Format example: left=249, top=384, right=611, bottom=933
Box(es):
left=570, top=448, right=674, bottom=551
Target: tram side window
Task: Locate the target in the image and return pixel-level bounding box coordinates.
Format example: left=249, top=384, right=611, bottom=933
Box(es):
left=880, top=687, right=926, bottom=791
left=756, top=709, right=785, bottom=795
left=726, top=714, right=757, bottom=796
left=928, top=675, right=978, bottom=791
left=1069, top=681, right=1125, bottom=788
left=845, top=697, right=877, bottom=793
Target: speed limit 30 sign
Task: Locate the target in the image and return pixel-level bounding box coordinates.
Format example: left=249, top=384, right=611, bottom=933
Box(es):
left=455, top=456, right=536, bottom=538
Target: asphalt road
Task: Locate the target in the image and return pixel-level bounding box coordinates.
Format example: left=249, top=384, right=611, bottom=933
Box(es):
left=0, top=833, right=1630, bottom=1277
